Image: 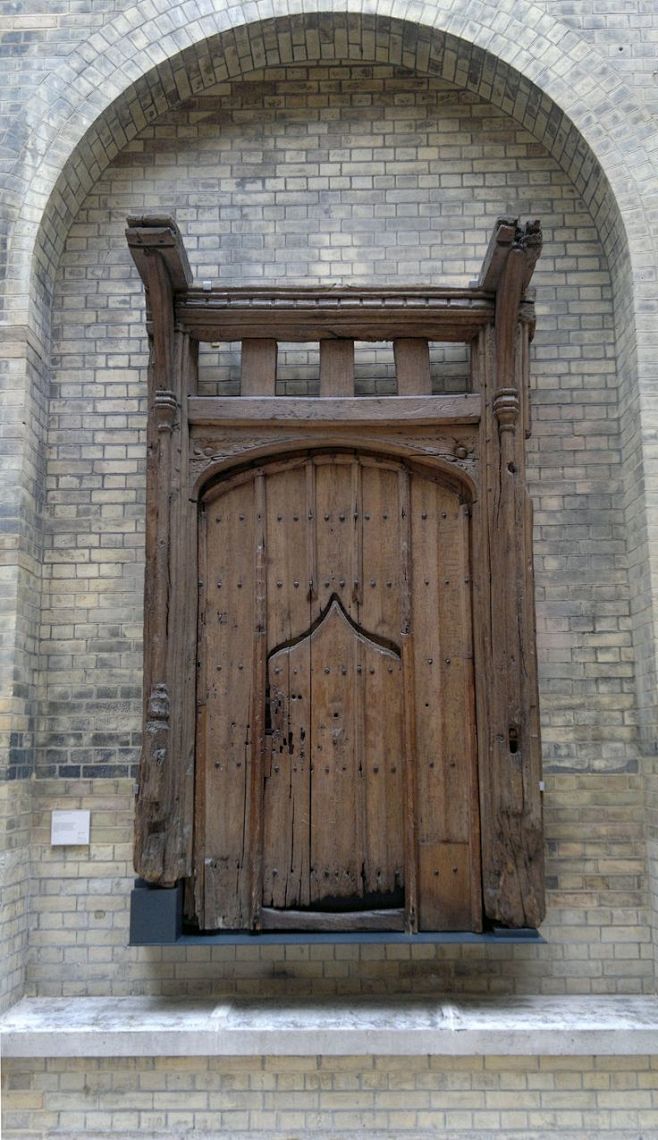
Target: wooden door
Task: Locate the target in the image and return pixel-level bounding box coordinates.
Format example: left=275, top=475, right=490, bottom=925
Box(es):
left=195, top=452, right=481, bottom=932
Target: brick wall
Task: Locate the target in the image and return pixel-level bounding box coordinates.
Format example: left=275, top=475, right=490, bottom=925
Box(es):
left=4, top=1054, right=658, bottom=1136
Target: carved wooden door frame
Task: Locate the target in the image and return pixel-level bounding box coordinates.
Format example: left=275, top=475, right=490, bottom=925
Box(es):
left=127, top=214, right=545, bottom=931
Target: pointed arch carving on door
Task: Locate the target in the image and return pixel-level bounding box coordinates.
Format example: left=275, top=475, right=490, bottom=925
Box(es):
left=127, top=213, right=546, bottom=934
left=263, top=595, right=404, bottom=916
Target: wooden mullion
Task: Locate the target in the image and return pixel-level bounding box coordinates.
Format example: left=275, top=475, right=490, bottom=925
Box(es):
left=394, top=338, right=431, bottom=395
left=241, top=338, right=277, bottom=396
left=320, top=339, right=354, bottom=396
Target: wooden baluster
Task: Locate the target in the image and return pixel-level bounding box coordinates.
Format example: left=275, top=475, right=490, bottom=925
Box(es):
left=241, top=338, right=277, bottom=396
left=394, top=338, right=431, bottom=395
left=320, top=339, right=354, bottom=396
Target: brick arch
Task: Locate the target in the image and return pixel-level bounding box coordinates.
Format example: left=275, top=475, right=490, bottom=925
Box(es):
left=6, top=3, right=656, bottom=779
left=18, top=6, right=654, bottom=323
left=19, top=7, right=657, bottom=751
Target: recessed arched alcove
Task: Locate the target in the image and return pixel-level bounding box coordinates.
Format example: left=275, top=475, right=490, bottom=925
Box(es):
left=19, top=11, right=655, bottom=784
left=8, top=5, right=654, bottom=1000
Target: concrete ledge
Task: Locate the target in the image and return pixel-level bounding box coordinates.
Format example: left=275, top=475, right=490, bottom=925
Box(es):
left=2, top=996, right=658, bottom=1058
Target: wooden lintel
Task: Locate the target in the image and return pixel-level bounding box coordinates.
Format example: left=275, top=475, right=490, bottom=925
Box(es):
left=477, top=217, right=542, bottom=295
left=126, top=214, right=193, bottom=293
left=176, top=290, right=493, bottom=343
left=188, top=394, right=481, bottom=427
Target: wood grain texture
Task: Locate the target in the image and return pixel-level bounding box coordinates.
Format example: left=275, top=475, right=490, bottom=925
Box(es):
left=177, top=288, right=493, bottom=343
left=320, top=339, right=354, bottom=397
left=188, top=394, right=481, bottom=426
left=260, top=908, right=405, bottom=932
left=197, top=479, right=256, bottom=929
left=241, top=339, right=277, bottom=396
left=394, top=338, right=431, bottom=395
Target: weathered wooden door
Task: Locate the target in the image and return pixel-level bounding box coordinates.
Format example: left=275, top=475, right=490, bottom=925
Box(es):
left=195, top=451, right=481, bottom=932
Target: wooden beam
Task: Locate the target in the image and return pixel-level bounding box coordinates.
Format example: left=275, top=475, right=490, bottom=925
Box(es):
left=176, top=289, right=494, bottom=343
left=475, top=217, right=542, bottom=295
left=188, top=394, right=481, bottom=426
left=260, top=908, right=405, bottom=932
left=126, top=214, right=193, bottom=293
left=475, top=216, right=518, bottom=292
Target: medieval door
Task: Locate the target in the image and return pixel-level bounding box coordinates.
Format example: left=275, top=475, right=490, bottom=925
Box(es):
left=194, top=451, right=481, bottom=933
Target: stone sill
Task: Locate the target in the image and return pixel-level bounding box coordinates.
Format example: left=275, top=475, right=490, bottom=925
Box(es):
left=2, top=996, right=658, bottom=1058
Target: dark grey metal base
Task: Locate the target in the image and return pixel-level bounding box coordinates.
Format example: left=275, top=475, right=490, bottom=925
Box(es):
left=130, top=878, right=184, bottom=944
left=129, top=881, right=544, bottom=946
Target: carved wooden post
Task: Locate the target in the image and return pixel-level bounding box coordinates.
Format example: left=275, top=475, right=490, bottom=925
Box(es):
left=126, top=216, right=195, bottom=886
left=477, top=219, right=545, bottom=928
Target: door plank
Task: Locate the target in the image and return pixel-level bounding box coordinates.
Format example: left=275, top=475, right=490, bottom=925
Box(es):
left=262, top=640, right=311, bottom=909
left=411, top=476, right=475, bottom=930
left=360, top=463, right=401, bottom=642
left=313, top=457, right=357, bottom=619
left=198, top=481, right=255, bottom=928
left=309, top=601, right=361, bottom=904
left=265, top=462, right=312, bottom=648
left=362, top=636, right=405, bottom=900
left=418, top=842, right=472, bottom=931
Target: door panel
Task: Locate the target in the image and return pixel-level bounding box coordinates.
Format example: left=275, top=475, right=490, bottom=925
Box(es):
left=196, top=452, right=480, bottom=932
left=263, top=600, right=404, bottom=913
left=196, top=478, right=256, bottom=929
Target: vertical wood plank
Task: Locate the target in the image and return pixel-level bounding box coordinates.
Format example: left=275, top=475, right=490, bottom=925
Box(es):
left=411, top=475, right=476, bottom=931
left=309, top=604, right=360, bottom=904
left=249, top=472, right=267, bottom=927
left=262, top=462, right=312, bottom=911
left=394, top=338, right=431, bottom=395
left=198, top=478, right=255, bottom=928
left=265, top=462, right=311, bottom=648
left=320, top=339, right=354, bottom=396
left=363, top=617, right=405, bottom=903
left=263, top=640, right=312, bottom=909
left=314, top=456, right=356, bottom=618
left=460, top=501, right=483, bottom=933
left=360, top=462, right=401, bottom=642
left=418, top=842, right=471, bottom=930
left=241, top=339, right=277, bottom=396
left=399, top=467, right=418, bottom=932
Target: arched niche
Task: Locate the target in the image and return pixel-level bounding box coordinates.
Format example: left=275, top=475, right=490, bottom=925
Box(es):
left=16, top=10, right=656, bottom=800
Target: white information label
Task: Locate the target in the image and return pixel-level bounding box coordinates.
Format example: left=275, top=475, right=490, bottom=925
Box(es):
left=51, top=810, right=91, bottom=846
